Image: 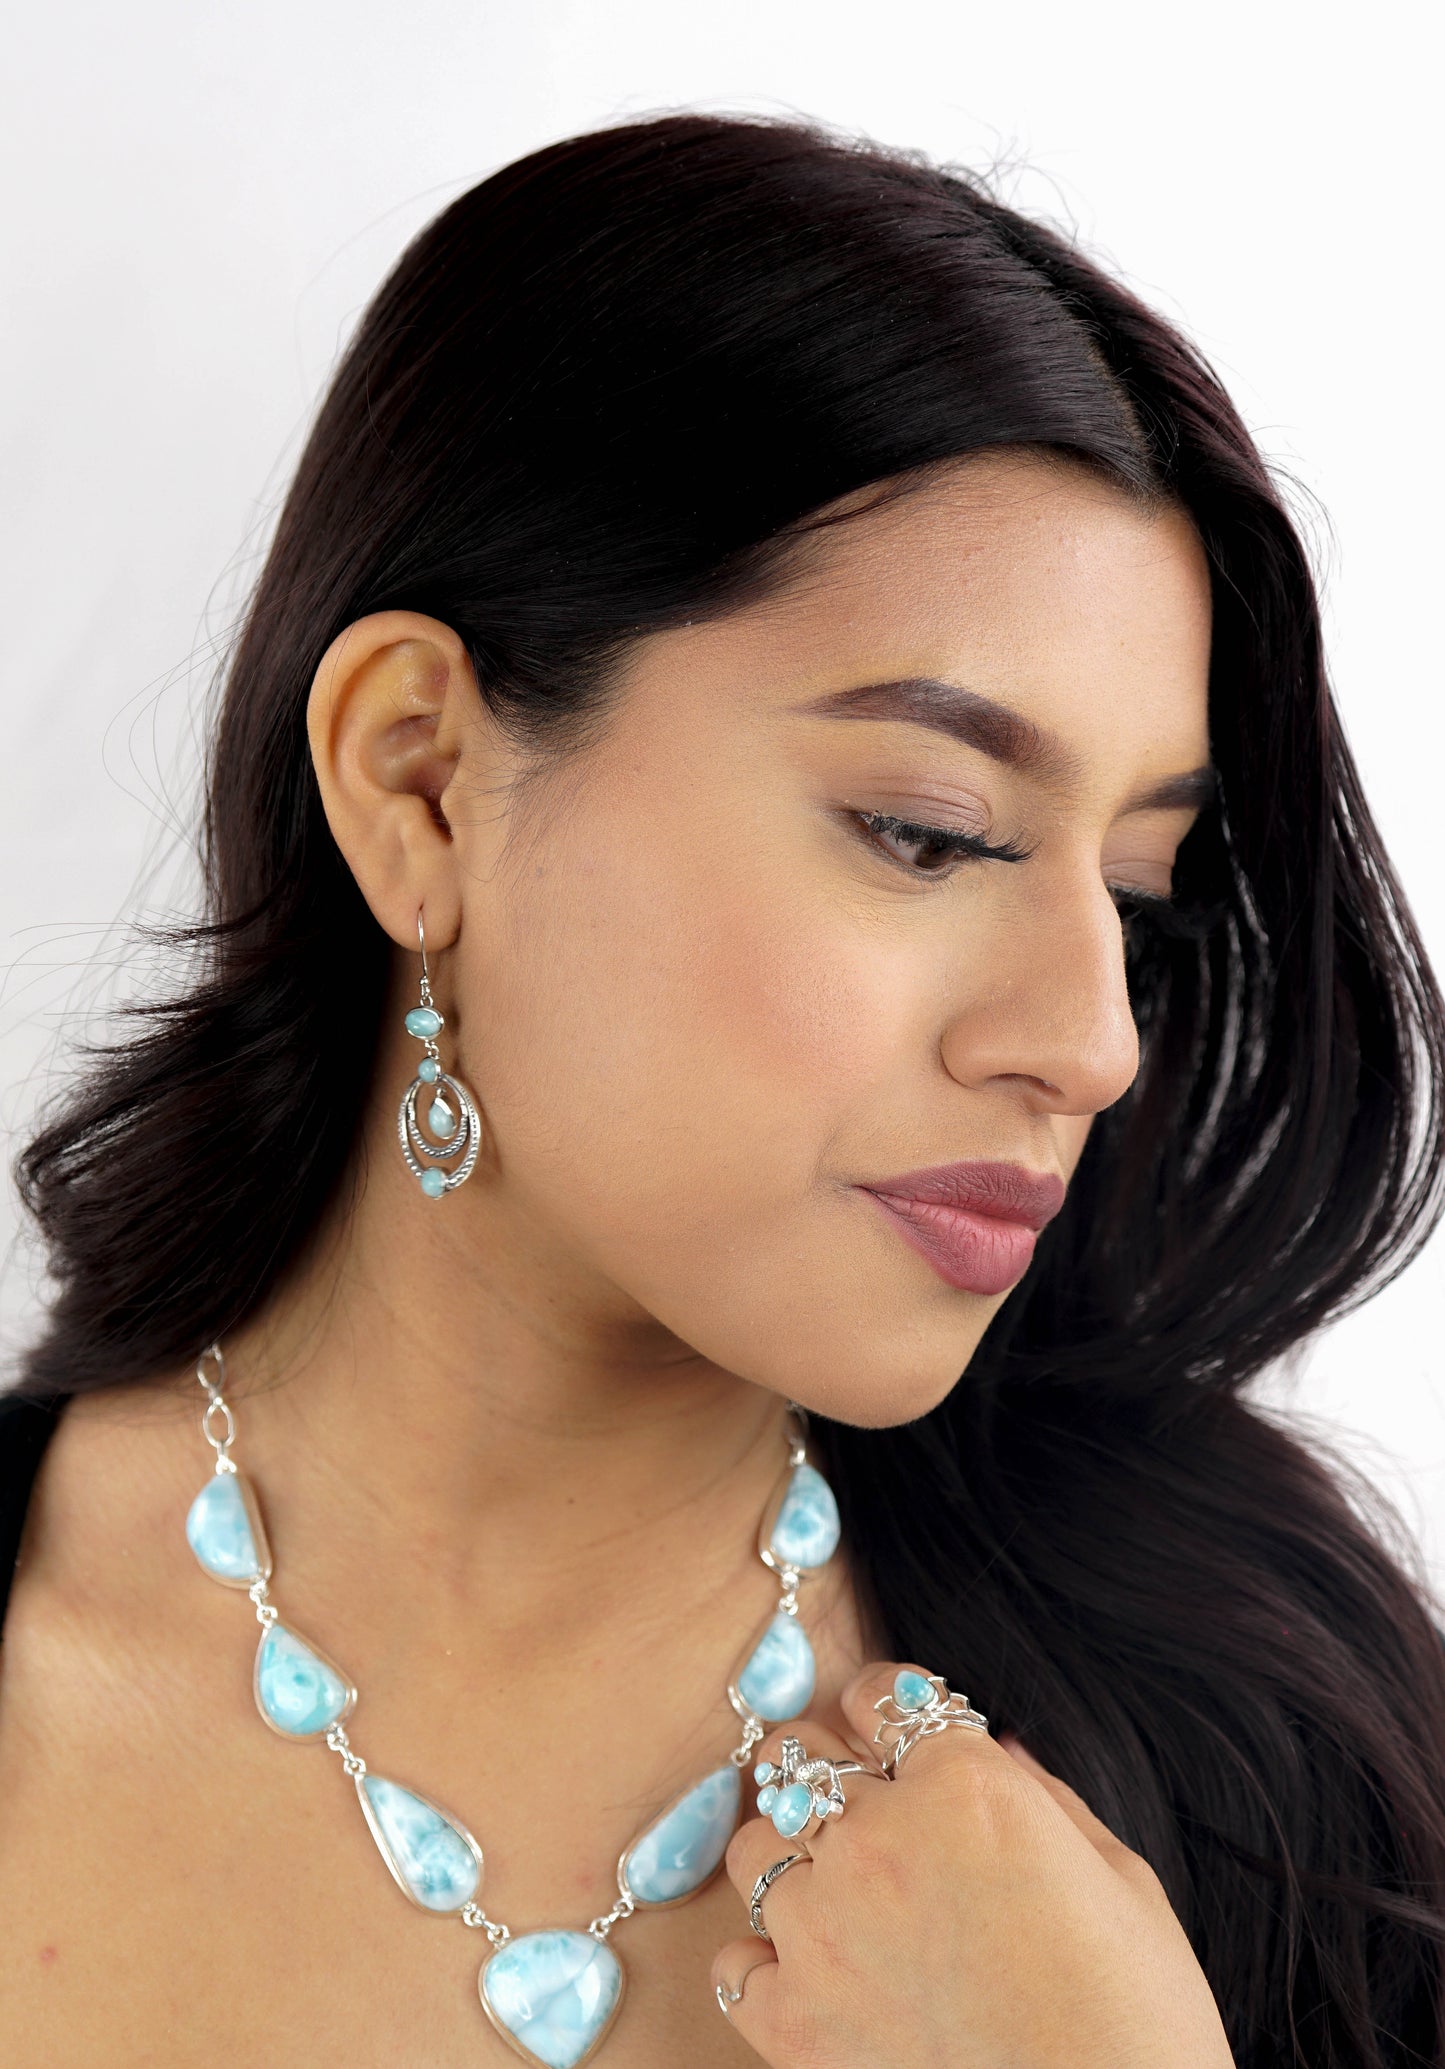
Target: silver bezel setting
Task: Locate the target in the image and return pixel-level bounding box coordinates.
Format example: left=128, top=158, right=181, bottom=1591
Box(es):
left=727, top=1602, right=815, bottom=1728
left=354, top=1770, right=485, bottom=1915
left=251, top=1618, right=358, bottom=1742
left=478, top=1939, right=627, bottom=2068
left=193, top=1464, right=274, bottom=1589
left=615, top=1764, right=743, bottom=1911
left=754, top=1460, right=838, bottom=1576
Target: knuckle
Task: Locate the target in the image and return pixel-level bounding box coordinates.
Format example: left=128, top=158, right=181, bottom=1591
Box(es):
left=1118, top=1846, right=1167, bottom=1897
left=951, top=1745, right=1032, bottom=1836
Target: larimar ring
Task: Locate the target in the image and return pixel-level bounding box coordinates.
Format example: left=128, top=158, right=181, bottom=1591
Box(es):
left=872, top=1667, right=989, bottom=1775
left=753, top=1735, right=882, bottom=1841
left=749, top=1851, right=807, bottom=1939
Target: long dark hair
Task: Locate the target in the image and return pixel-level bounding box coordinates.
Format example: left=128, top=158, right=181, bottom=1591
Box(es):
left=14, top=114, right=1445, bottom=2064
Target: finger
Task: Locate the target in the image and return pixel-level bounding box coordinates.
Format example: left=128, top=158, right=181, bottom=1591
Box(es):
left=720, top=1812, right=811, bottom=1920
left=995, top=1729, right=1141, bottom=1870
left=841, top=1660, right=1008, bottom=1786
left=712, top=1935, right=783, bottom=2043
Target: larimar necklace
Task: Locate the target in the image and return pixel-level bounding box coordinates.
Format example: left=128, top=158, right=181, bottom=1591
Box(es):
left=183, top=1343, right=842, bottom=2067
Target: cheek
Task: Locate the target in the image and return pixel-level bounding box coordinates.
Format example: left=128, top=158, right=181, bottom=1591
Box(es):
left=479, top=837, right=898, bottom=1207
left=1054, top=1113, right=1094, bottom=1179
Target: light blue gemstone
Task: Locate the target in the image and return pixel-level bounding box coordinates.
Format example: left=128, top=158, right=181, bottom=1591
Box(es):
left=893, top=1668, right=935, bottom=1713
left=418, top=1056, right=440, bottom=1082
left=405, top=1006, right=442, bottom=1039
left=736, top=1611, right=815, bottom=1721
left=756, top=1784, right=779, bottom=1815
left=256, top=1623, right=350, bottom=1737
left=419, top=1168, right=446, bottom=1198
left=360, top=1774, right=480, bottom=1911
left=185, top=1471, right=262, bottom=1583
left=768, top=1463, right=841, bottom=1570
left=753, top=1761, right=775, bottom=1785
left=482, top=1930, right=623, bottom=2069
left=770, top=1782, right=814, bottom=1838
left=622, top=1764, right=740, bottom=1904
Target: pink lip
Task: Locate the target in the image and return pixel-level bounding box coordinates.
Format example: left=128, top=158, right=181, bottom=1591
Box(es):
left=856, top=1160, right=1065, bottom=1296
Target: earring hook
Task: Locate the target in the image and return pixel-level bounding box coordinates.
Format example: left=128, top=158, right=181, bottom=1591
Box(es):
left=417, top=906, right=430, bottom=986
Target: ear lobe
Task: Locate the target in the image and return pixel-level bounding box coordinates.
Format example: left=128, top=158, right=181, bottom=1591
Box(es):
left=306, top=611, right=475, bottom=951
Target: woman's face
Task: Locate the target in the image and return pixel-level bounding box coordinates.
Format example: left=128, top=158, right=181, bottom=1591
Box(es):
left=442, top=452, right=1213, bottom=1427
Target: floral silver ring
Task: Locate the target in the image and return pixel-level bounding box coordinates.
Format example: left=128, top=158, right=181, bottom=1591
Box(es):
left=752, top=1734, right=887, bottom=1845
left=872, top=1667, right=989, bottom=1776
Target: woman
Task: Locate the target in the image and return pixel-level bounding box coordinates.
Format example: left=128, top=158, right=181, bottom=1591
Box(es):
left=0, top=111, right=1441, bottom=2068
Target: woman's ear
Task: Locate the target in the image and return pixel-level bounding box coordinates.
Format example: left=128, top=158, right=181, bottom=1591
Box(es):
left=306, top=610, right=476, bottom=950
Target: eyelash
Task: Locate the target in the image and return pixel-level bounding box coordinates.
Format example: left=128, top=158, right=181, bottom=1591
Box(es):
left=852, top=809, right=1186, bottom=933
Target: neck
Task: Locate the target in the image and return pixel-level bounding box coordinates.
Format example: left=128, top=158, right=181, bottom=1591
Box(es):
left=206, top=1106, right=814, bottom=1664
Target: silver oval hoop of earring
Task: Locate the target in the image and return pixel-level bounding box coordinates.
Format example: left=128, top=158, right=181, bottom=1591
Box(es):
left=397, top=909, right=483, bottom=1198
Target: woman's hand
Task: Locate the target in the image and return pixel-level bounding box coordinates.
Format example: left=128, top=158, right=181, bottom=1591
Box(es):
left=711, top=1661, right=1234, bottom=2069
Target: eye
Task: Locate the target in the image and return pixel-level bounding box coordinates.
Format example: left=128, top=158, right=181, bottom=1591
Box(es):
left=1109, top=883, right=1220, bottom=943
left=852, top=810, right=1032, bottom=877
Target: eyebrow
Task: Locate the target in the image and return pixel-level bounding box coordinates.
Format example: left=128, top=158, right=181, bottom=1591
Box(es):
left=791, top=676, right=1217, bottom=815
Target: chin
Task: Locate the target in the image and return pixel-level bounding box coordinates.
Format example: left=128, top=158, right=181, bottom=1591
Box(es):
left=781, top=1355, right=982, bottom=1431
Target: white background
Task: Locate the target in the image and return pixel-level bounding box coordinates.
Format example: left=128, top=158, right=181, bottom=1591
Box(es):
left=3, top=3, right=1442, bottom=1596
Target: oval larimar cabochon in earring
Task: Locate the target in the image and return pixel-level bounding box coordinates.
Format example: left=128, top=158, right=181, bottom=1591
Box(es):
left=253, top=1620, right=357, bottom=1740
left=757, top=1460, right=841, bottom=1574
left=185, top=1466, right=272, bottom=1587
left=728, top=1608, right=816, bottom=1723
left=355, top=1771, right=484, bottom=1914
left=616, top=1762, right=742, bottom=1908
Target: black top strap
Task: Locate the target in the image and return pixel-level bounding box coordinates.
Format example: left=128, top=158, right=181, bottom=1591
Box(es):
left=0, top=1390, right=71, bottom=1637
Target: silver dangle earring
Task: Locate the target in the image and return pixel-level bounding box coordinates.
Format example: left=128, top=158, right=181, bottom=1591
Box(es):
left=397, top=910, right=482, bottom=1198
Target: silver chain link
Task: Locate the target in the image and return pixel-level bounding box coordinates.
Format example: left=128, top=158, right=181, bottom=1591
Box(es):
left=248, top=1577, right=279, bottom=1630
left=461, top=1903, right=512, bottom=1947
left=324, top=1722, right=368, bottom=1779
left=587, top=1890, right=636, bottom=1942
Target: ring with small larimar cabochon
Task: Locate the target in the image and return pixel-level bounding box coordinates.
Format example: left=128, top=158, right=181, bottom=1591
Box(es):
left=872, top=1666, right=990, bottom=1775
left=752, top=1734, right=885, bottom=1843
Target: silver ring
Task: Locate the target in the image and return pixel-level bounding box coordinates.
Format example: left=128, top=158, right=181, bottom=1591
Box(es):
left=872, top=1668, right=989, bottom=1776
left=748, top=1851, right=807, bottom=1939
left=753, top=1736, right=883, bottom=1842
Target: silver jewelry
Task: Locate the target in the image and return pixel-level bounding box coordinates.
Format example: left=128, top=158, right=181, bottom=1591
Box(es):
left=753, top=1733, right=881, bottom=1842
left=748, top=1851, right=808, bottom=1939
left=397, top=908, right=482, bottom=1197
left=184, top=1348, right=846, bottom=2068
left=872, top=1667, right=989, bottom=1776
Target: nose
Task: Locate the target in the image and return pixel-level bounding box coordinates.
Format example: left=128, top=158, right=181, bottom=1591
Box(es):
left=940, top=878, right=1141, bottom=1117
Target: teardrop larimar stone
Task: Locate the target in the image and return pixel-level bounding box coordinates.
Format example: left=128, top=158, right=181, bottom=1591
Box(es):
left=357, top=1773, right=482, bottom=1912
left=480, top=1931, right=624, bottom=2069
left=427, top=1092, right=456, bottom=1137
left=620, top=1763, right=741, bottom=1906
left=185, top=1469, right=270, bottom=1586
left=893, top=1668, right=936, bottom=1713
left=764, top=1462, right=841, bottom=1571
left=254, top=1621, right=354, bottom=1738
left=734, top=1610, right=815, bottom=1721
